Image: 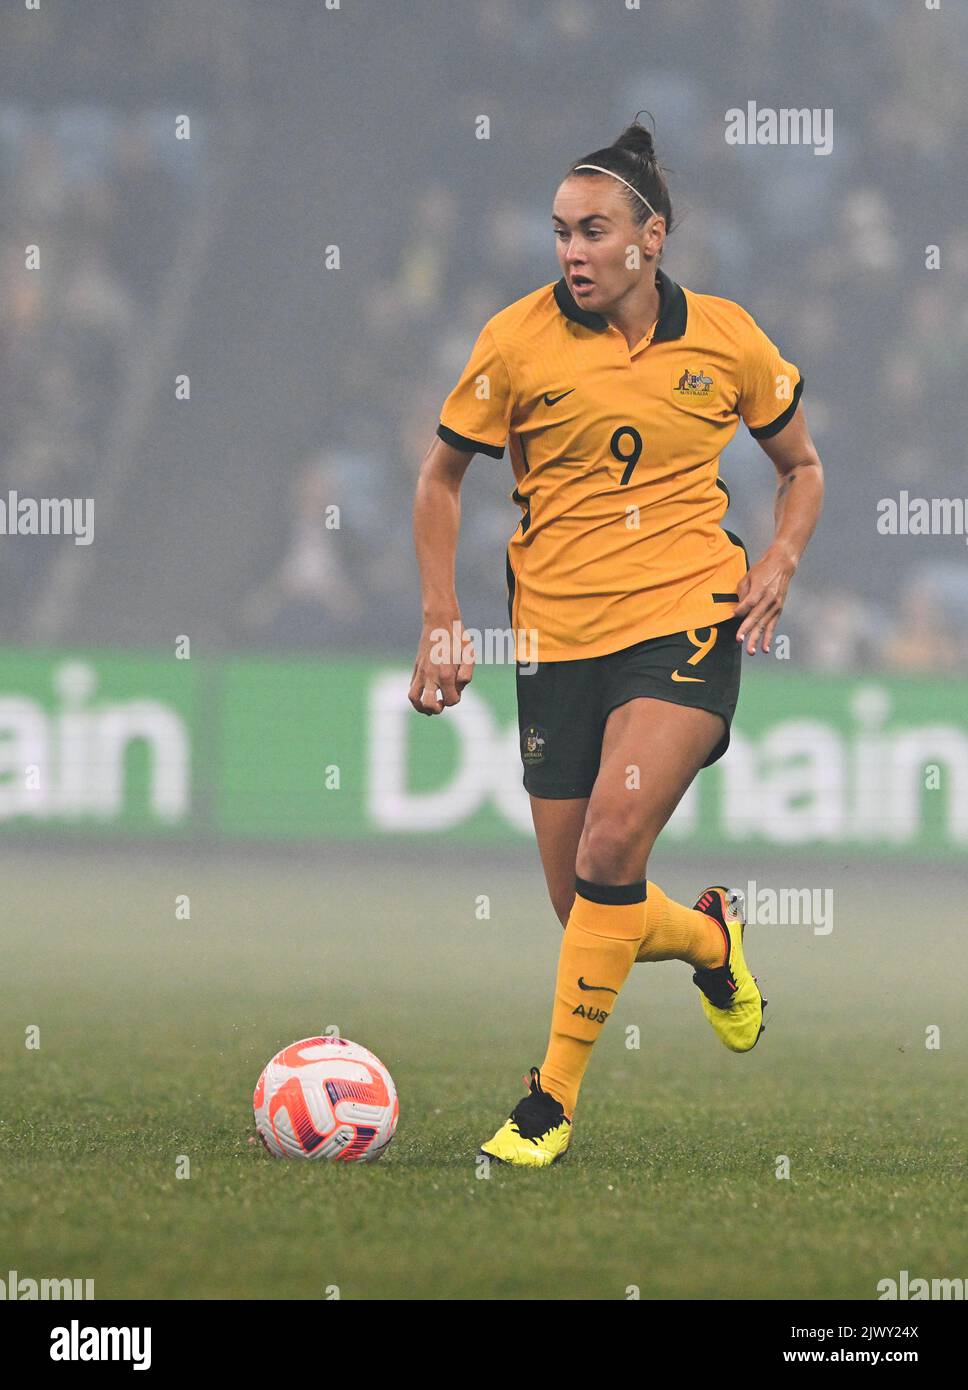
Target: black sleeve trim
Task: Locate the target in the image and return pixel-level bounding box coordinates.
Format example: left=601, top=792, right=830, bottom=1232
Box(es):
left=748, top=375, right=804, bottom=440
left=436, top=422, right=505, bottom=459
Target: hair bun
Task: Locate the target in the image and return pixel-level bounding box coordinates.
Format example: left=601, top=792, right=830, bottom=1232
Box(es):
left=614, top=119, right=656, bottom=162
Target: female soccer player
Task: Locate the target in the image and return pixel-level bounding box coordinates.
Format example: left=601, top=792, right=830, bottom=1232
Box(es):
left=410, top=120, right=824, bottom=1167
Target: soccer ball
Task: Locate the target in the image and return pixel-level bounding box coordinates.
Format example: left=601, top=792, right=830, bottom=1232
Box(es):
left=253, top=1036, right=399, bottom=1162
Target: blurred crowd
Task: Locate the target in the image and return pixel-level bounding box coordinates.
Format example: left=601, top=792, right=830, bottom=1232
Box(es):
left=0, top=104, right=200, bottom=634
left=2, top=0, right=966, bottom=671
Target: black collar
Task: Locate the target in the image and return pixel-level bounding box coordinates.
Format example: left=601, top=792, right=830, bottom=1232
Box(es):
left=553, top=266, right=687, bottom=342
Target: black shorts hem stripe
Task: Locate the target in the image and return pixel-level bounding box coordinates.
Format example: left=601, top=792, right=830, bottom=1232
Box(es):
left=523, top=779, right=596, bottom=800
left=436, top=422, right=505, bottom=459
left=574, top=877, right=647, bottom=905
left=748, top=375, right=804, bottom=439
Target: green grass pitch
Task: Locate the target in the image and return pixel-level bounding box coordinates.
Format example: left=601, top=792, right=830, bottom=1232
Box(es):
left=1, top=845, right=965, bottom=1300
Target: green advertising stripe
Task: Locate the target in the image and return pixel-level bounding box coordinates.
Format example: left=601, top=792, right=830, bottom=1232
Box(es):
left=216, top=656, right=517, bottom=841
left=2, top=646, right=967, bottom=855
left=0, top=646, right=199, bottom=834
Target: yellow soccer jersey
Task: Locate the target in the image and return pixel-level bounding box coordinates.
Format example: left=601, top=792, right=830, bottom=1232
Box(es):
left=437, top=268, right=802, bottom=661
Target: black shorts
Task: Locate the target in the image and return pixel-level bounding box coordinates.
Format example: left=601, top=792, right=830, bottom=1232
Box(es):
left=516, top=617, right=742, bottom=799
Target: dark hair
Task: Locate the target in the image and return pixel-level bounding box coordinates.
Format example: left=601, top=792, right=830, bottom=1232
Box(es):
left=568, top=116, right=674, bottom=234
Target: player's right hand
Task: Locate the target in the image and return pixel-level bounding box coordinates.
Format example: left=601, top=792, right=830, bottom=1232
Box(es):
left=408, top=617, right=475, bottom=715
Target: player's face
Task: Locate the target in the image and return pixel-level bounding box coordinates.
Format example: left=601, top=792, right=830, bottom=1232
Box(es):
left=552, top=176, right=657, bottom=312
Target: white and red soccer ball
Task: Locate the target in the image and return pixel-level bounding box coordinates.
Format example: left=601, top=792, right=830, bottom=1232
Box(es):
left=253, top=1036, right=398, bottom=1162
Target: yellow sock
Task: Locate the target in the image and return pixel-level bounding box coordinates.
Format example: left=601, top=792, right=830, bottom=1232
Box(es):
left=635, top=880, right=727, bottom=969
left=539, top=878, right=646, bottom=1117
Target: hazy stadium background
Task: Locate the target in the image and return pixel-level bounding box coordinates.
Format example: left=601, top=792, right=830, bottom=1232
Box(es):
left=2, top=0, right=967, bottom=1301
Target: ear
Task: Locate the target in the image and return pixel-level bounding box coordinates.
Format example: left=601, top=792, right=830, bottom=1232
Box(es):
left=643, top=214, right=666, bottom=254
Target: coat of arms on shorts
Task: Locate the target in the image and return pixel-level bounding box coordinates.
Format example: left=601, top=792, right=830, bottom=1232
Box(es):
left=673, top=367, right=714, bottom=398
left=521, top=724, right=548, bottom=765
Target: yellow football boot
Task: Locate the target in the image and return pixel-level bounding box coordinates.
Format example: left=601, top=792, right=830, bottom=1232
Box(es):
left=478, top=1067, right=572, bottom=1168
left=691, top=887, right=766, bottom=1053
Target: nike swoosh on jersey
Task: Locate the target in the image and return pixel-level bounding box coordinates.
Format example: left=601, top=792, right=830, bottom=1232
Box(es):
left=543, top=389, right=575, bottom=406
left=671, top=670, right=706, bottom=683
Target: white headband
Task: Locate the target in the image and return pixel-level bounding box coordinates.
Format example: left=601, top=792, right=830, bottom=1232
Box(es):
left=573, top=164, right=659, bottom=220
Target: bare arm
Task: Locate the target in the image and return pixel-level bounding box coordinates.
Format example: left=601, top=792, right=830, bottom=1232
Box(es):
left=409, top=436, right=476, bottom=714
left=733, top=402, right=825, bottom=654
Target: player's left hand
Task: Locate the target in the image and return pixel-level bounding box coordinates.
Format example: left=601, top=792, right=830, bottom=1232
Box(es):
left=733, top=544, right=797, bottom=655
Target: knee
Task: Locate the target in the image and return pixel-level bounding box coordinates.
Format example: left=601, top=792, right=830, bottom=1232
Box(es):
left=576, top=813, right=653, bottom=885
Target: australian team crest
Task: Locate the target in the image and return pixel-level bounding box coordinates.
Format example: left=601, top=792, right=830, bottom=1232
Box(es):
left=521, top=724, right=548, bottom=765
left=673, top=366, right=715, bottom=399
